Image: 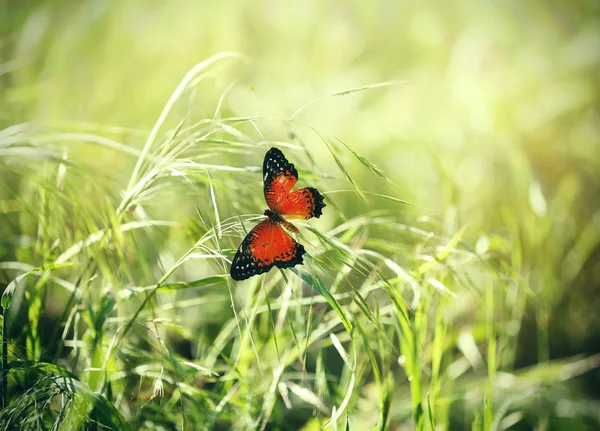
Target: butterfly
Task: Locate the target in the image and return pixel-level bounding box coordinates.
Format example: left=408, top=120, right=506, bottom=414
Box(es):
left=230, top=147, right=326, bottom=281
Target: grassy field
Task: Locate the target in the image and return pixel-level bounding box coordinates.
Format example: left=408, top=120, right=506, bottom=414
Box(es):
left=1, top=1, right=600, bottom=430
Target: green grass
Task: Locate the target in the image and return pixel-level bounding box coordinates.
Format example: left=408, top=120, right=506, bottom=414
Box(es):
left=0, top=56, right=596, bottom=430
left=2, top=1, right=600, bottom=430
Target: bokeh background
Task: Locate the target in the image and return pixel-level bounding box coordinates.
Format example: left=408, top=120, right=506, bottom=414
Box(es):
left=2, top=0, right=600, bottom=430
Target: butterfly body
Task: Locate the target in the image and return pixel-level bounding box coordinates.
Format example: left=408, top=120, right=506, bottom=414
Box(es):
left=264, top=209, right=299, bottom=234
left=230, top=148, right=325, bottom=281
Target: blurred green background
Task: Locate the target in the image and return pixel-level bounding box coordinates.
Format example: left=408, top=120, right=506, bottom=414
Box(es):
left=1, top=0, right=600, bottom=429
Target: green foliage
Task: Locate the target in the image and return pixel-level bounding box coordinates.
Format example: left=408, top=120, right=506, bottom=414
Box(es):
left=1, top=1, right=600, bottom=430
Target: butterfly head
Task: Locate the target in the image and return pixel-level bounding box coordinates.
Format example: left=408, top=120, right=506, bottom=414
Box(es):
left=265, top=209, right=299, bottom=234
left=264, top=208, right=283, bottom=222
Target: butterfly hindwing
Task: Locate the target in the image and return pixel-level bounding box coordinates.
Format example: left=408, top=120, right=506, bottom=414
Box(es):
left=263, top=147, right=298, bottom=211
left=230, top=219, right=305, bottom=281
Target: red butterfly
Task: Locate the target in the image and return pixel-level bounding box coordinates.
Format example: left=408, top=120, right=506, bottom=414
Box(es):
left=230, top=148, right=325, bottom=281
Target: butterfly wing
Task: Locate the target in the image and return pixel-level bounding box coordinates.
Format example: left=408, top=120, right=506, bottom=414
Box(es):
left=263, top=148, right=326, bottom=219
left=230, top=219, right=305, bottom=281
left=263, top=147, right=298, bottom=211
left=278, top=186, right=326, bottom=220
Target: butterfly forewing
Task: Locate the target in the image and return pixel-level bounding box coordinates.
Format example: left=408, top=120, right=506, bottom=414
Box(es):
left=263, top=147, right=298, bottom=211
left=230, top=219, right=305, bottom=281
left=277, top=187, right=325, bottom=219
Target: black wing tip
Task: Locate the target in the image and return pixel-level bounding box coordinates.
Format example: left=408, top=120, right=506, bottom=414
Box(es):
left=306, top=187, right=326, bottom=218
left=230, top=260, right=272, bottom=281
left=230, top=243, right=273, bottom=281
left=275, top=242, right=305, bottom=269
left=230, top=270, right=244, bottom=281
left=266, top=147, right=284, bottom=157
left=264, top=147, right=298, bottom=178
